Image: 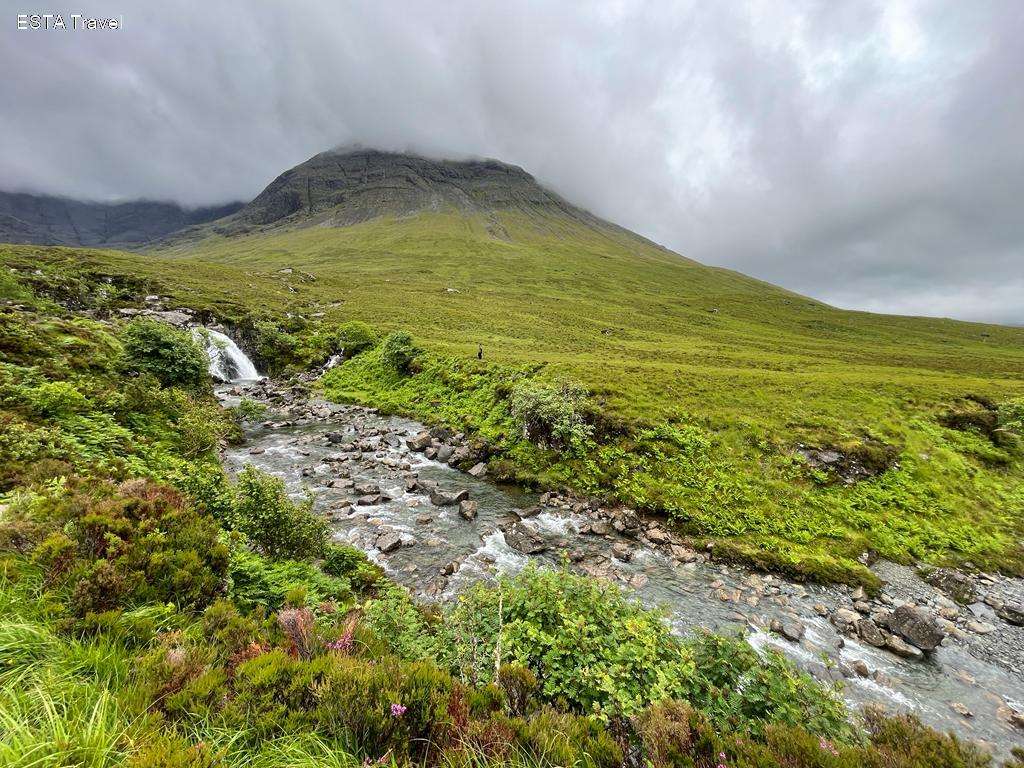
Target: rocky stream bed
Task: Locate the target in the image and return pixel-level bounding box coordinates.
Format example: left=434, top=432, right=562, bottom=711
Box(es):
left=219, top=378, right=1024, bottom=759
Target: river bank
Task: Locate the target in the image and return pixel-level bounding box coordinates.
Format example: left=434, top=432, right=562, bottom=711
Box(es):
left=218, top=376, right=1024, bottom=759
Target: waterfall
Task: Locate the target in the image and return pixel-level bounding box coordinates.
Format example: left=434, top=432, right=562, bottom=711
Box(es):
left=194, top=328, right=261, bottom=382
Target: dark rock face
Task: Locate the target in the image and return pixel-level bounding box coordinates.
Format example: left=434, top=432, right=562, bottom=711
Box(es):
left=921, top=567, right=978, bottom=604
left=211, top=148, right=605, bottom=235
left=883, top=605, right=945, bottom=651
left=0, top=191, right=242, bottom=248
left=998, top=603, right=1024, bottom=626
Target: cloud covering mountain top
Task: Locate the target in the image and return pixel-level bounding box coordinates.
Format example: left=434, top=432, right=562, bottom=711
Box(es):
left=2, top=1, right=1021, bottom=323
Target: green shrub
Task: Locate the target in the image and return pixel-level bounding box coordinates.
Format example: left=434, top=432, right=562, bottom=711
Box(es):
left=201, top=599, right=264, bottom=661
left=496, top=663, right=539, bottom=717
left=442, top=565, right=693, bottom=716
left=235, top=397, right=268, bottom=423
left=228, top=546, right=352, bottom=612
left=509, top=380, right=593, bottom=451
left=379, top=331, right=419, bottom=373
left=362, top=585, right=435, bottom=661
left=513, top=707, right=622, bottom=768
left=225, top=466, right=328, bottom=560
left=26, top=478, right=229, bottom=617
left=118, top=319, right=208, bottom=390
left=680, top=632, right=853, bottom=741
left=336, top=321, right=378, bottom=357
left=442, top=566, right=852, bottom=743
left=321, top=542, right=382, bottom=591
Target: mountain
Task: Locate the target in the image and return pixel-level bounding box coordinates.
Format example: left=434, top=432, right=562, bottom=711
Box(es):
left=178, top=148, right=627, bottom=242
left=0, top=191, right=243, bottom=248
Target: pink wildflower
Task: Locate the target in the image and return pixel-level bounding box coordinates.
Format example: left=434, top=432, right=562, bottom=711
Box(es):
left=390, top=703, right=407, bottom=717
left=819, top=736, right=839, bottom=757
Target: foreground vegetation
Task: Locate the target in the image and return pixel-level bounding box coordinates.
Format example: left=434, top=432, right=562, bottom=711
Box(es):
left=3, top=216, right=1023, bottom=585
left=2, top=268, right=1024, bottom=766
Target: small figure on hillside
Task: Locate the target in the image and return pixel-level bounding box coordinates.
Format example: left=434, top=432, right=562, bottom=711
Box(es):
left=477, top=344, right=483, bottom=360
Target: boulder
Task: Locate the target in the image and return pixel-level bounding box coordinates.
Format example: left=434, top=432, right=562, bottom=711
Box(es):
left=997, top=602, right=1024, bottom=626
left=467, top=462, right=487, bottom=478
left=356, top=494, right=381, bottom=506
left=458, top=500, right=479, bottom=520
left=882, top=605, right=944, bottom=651
left=611, top=542, right=633, bottom=562
left=503, top=522, right=547, bottom=555
left=646, top=526, right=671, bottom=545
left=354, top=482, right=379, bottom=495
left=436, top=445, right=455, bottom=463
left=922, top=567, right=978, bottom=604
left=326, top=431, right=347, bottom=444
left=375, top=531, right=402, bottom=553
left=831, top=608, right=860, bottom=632
left=856, top=618, right=886, bottom=647
left=770, top=618, right=806, bottom=642
left=430, top=488, right=470, bottom=507
left=885, top=634, right=925, bottom=660
left=406, top=432, right=431, bottom=451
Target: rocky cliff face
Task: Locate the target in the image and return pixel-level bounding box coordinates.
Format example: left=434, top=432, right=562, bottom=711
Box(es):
left=0, top=192, right=243, bottom=248
left=206, top=148, right=604, bottom=236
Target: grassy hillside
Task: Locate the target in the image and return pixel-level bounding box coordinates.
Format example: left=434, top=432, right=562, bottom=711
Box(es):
left=3, top=206, right=1023, bottom=584
left=2, top=279, right=1013, bottom=768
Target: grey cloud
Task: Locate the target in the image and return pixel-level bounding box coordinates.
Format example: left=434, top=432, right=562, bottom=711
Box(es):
left=1, top=0, right=1021, bottom=323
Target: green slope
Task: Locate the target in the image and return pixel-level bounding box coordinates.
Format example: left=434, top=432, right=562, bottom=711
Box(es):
left=3, top=205, right=1023, bottom=584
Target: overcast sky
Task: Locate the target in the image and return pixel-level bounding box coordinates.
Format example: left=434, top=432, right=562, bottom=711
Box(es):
left=2, top=1, right=1022, bottom=324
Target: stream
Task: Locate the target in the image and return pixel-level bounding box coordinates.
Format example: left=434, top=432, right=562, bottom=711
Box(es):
left=216, top=378, right=1024, bottom=759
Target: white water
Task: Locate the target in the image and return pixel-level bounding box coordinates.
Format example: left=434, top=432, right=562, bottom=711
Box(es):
left=195, top=328, right=260, bottom=382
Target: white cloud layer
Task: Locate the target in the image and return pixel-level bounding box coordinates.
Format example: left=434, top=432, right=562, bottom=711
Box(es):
left=2, top=0, right=1021, bottom=323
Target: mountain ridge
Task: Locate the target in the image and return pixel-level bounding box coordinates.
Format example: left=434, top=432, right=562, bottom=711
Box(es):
left=0, top=191, right=243, bottom=248
left=170, top=148, right=651, bottom=247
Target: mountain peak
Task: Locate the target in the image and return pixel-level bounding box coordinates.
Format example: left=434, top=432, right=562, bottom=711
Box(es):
left=212, top=148, right=597, bottom=235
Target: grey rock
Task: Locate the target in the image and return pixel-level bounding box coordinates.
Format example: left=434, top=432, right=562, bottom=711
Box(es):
left=997, top=602, right=1024, bottom=626
left=503, top=522, right=548, bottom=554
left=611, top=542, right=633, bottom=562
left=429, top=488, right=470, bottom=507
left=435, top=445, right=454, bottom=463
left=770, top=618, right=806, bottom=642
left=885, top=634, right=925, bottom=660
left=856, top=618, right=886, bottom=647
left=458, top=500, right=479, bottom=520
left=832, top=608, right=860, bottom=632
left=406, top=432, right=431, bottom=451
left=882, top=605, right=945, bottom=651
left=921, top=567, right=978, bottom=604
left=467, top=462, right=487, bottom=478
left=375, top=531, right=402, bottom=553
left=646, top=526, right=671, bottom=545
